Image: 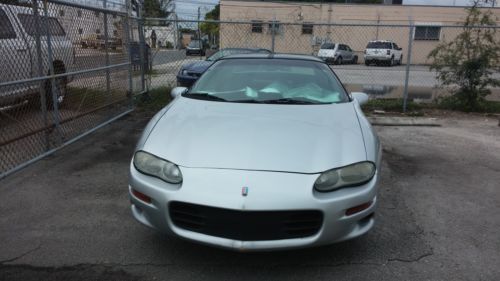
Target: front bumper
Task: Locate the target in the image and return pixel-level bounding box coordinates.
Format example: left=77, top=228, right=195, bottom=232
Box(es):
left=129, top=164, right=379, bottom=251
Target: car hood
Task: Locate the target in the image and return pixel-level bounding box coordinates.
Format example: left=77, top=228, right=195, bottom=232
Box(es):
left=181, top=61, right=213, bottom=73
left=142, top=97, right=367, bottom=173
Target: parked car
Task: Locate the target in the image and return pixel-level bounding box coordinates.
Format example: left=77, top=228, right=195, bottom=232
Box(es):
left=364, top=40, right=403, bottom=66
left=0, top=3, right=74, bottom=110
left=130, top=54, right=381, bottom=251
left=177, top=48, right=271, bottom=87
left=185, top=40, right=205, bottom=56
left=318, top=43, right=358, bottom=65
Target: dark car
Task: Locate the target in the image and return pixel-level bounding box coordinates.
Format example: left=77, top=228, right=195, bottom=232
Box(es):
left=185, top=40, right=205, bottom=56
left=176, top=48, right=272, bottom=87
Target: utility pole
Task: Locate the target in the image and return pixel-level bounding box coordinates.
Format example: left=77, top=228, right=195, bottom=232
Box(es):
left=197, top=6, right=201, bottom=40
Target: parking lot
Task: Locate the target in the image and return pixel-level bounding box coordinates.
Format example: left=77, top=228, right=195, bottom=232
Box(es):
left=1, top=111, right=499, bottom=281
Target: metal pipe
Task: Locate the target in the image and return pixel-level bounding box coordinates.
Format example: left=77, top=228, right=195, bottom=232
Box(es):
left=103, top=0, right=112, bottom=109
left=403, top=24, right=414, bottom=113
left=42, top=0, right=62, bottom=144
left=32, top=0, right=50, bottom=151
left=0, top=63, right=131, bottom=88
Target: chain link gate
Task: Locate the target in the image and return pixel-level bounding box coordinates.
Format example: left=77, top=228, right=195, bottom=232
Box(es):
left=0, top=0, right=146, bottom=179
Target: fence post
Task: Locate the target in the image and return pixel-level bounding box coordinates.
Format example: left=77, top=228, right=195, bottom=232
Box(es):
left=124, top=0, right=134, bottom=108
left=271, top=17, right=276, bottom=53
left=103, top=0, right=112, bottom=107
left=42, top=0, right=62, bottom=144
left=403, top=23, right=414, bottom=113
left=32, top=0, right=49, bottom=151
left=137, top=3, right=146, bottom=92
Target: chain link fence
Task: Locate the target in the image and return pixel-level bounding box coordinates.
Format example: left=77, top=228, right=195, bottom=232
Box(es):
left=2, top=9, right=499, bottom=178
left=0, top=0, right=146, bottom=178
left=143, top=19, right=500, bottom=104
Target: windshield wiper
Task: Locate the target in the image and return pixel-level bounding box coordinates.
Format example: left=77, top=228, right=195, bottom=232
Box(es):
left=259, top=98, right=320, bottom=104
left=183, top=92, right=229, bottom=102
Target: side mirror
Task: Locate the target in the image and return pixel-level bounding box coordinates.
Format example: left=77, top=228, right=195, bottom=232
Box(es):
left=171, top=87, right=187, bottom=99
left=351, top=92, right=369, bottom=106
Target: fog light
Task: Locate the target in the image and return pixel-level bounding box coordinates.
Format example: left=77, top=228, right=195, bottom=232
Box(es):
left=346, top=201, right=372, bottom=216
left=132, top=189, right=152, bottom=204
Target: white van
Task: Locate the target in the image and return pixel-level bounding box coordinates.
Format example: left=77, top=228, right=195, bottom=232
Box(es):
left=0, top=3, right=75, bottom=110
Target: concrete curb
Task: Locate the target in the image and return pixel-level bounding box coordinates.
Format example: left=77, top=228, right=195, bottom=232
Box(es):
left=368, top=116, right=441, bottom=127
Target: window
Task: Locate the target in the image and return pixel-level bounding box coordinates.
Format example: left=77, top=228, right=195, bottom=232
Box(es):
left=189, top=59, right=350, bottom=104
left=95, top=11, right=100, bottom=17
left=320, top=43, right=336, bottom=50
left=95, top=29, right=101, bottom=34
left=17, top=14, right=66, bottom=36
left=77, top=10, right=82, bottom=17
left=59, top=9, right=64, bottom=17
left=78, top=28, right=83, bottom=34
left=366, top=41, right=391, bottom=49
left=0, top=9, right=16, bottom=39
left=251, top=21, right=263, bottom=33
left=112, top=14, right=117, bottom=19
left=113, top=30, right=118, bottom=36
left=302, top=23, right=313, bottom=34
left=268, top=20, right=281, bottom=34
left=414, top=26, right=441, bottom=40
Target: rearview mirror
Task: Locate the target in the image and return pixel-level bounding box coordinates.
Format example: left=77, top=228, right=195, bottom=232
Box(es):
left=351, top=92, right=369, bottom=106
left=171, top=87, right=187, bottom=99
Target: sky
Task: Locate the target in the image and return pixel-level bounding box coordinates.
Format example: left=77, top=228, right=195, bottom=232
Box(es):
left=174, top=0, right=219, bottom=20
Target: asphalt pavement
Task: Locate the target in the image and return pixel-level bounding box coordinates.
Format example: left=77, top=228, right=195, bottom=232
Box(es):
left=0, top=112, right=499, bottom=281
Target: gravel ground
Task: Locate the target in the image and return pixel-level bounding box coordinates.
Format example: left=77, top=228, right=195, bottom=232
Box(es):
left=0, top=111, right=499, bottom=281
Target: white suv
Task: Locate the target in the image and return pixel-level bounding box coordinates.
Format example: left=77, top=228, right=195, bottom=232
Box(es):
left=364, top=40, right=403, bottom=66
left=0, top=3, right=74, bottom=110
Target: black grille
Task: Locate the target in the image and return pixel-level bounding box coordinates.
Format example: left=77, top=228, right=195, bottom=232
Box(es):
left=169, top=201, right=323, bottom=241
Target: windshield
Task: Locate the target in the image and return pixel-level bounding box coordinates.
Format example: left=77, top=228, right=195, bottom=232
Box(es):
left=207, top=49, right=270, bottom=61
left=18, top=14, right=66, bottom=36
left=185, top=59, right=349, bottom=104
left=188, top=41, right=201, bottom=48
left=366, top=42, right=391, bottom=49
left=320, top=43, right=336, bottom=50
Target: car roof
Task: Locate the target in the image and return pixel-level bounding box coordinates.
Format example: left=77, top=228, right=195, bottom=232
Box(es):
left=368, top=40, right=393, bottom=43
left=219, top=53, right=324, bottom=62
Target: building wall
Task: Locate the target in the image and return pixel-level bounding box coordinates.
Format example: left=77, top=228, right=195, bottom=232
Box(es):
left=220, top=1, right=500, bottom=64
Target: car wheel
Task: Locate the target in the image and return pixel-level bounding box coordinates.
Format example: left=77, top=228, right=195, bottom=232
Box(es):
left=399, top=55, right=403, bottom=65
left=365, top=60, right=370, bottom=66
left=390, top=57, right=394, bottom=66
left=352, top=56, right=358, bottom=64
left=336, top=57, right=342, bottom=65
left=44, top=63, right=67, bottom=110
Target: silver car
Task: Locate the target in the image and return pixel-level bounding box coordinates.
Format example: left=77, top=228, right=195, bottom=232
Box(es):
left=317, top=43, right=358, bottom=65
left=129, top=54, right=381, bottom=251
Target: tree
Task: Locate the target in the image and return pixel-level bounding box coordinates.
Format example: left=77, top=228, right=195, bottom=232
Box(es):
left=428, top=0, right=500, bottom=112
left=200, top=5, right=220, bottom=46
left=143, top=0, right=172, bottom=18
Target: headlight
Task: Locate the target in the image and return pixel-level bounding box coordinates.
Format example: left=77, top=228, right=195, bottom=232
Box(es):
left=133, top=151, right=182, bottom=184
left=314, top=162, right=375, bottom=192
left=179, top=69, right=188, bottom=76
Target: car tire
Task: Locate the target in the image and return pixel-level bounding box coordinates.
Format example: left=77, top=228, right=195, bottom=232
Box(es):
left=336, top=56, right=342, bottom=65
left=352, top=56, right=358, bottom=64
left=44, top=63, right=67, bottom=110
left=399, top=55, right=403, bottom=65
left=365, top=60, right=370, bottom=66
left=390, top=57, right=394, bottom=66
